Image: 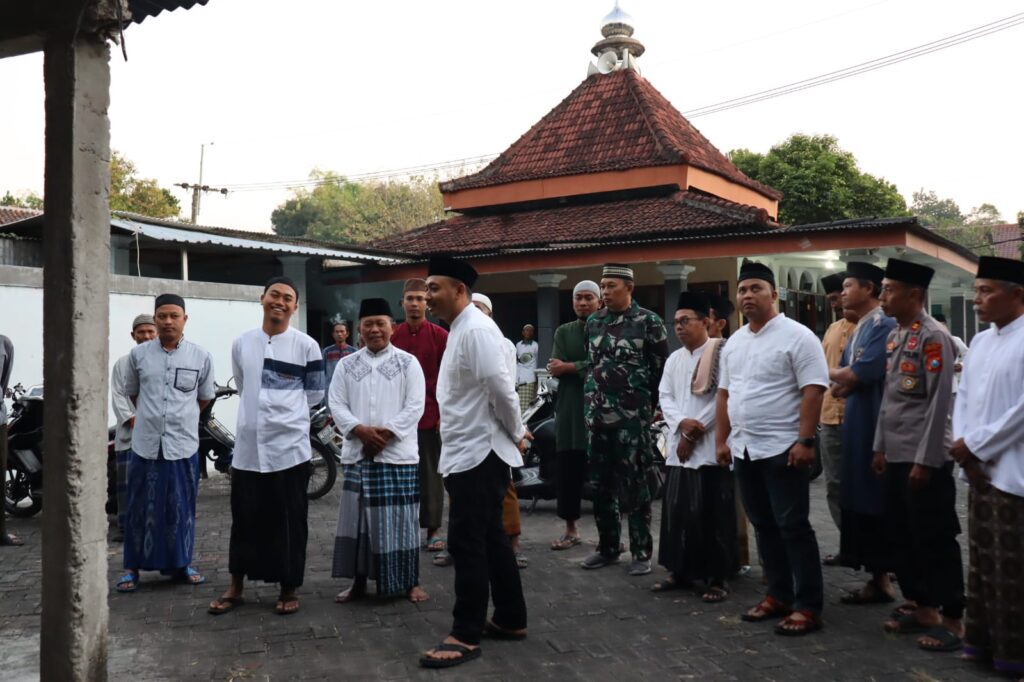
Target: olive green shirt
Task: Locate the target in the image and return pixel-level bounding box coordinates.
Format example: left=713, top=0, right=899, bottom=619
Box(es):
left=552, top=319, right=589, bottom=451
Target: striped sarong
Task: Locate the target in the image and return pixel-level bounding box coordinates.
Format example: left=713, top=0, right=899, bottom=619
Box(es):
left=123, top=451, right=200, bottom=573
left=332, top=461, right=420, bottom=596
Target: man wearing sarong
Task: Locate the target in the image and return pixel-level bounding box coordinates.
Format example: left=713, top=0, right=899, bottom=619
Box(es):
left=109, top=314, right=158, bottom=541
left=117, top=293, right=214, bottom=593
left=581, top=263, right=668, bottom=576
left=873, top=259, right=963, bottom=651
left=828, top=262, right=897, bottom=605
left=546, top=280, right=601, bottom=551
left=208, top=277, right=324, bottom=616
left=515, top=325, right=539, bottom=410
left=391, top=278, right=449, bottom=552
left=0, top=334, right=22, bottom=547
left=951, top=256, right=1024, bottom=674
left=715, top=261, right=829, bottom=636
left=655, top=291, right=736, bottom=602
left=420, top=256, right=529, bottom=669
left=331, top=298, right=428, bottom=604
left=818, top=272, right=856, bottom=565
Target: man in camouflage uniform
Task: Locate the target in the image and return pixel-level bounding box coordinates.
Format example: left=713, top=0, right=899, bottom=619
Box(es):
left=581, top=263, right=668, bottom=575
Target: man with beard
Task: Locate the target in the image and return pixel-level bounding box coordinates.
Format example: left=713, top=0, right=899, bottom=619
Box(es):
left=547, top=280, right=602, bottom=550
left=580, top=263, right=668, bottom=576
left=655, top=291, right=736, bottom=602
left=951, top=256, right=1024, bottom=674
left=391, top=278, right=449, bottom=552
left=828, top=262, right=897, bottom=605
left=209, top=277, right=324, bottom=616
left=874, top=259, right=962, bottom=652
left=715, top=261, right=829, bottom=636
left=818, top=272, right=856, bottom=564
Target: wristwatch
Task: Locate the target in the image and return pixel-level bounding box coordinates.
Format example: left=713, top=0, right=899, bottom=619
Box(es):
left=798, top=437, right=815, bottom=448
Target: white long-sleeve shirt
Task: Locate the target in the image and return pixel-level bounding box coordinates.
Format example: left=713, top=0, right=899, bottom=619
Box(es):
left=328, top=344, right=425, bottom=465
left=953, top=314, right=1024, bottom=497
left=515, top=340, right=538, bottom=385
left=110, top=353, right=136, bottom=452
left=231, top=326, right=325, bottom=473
left=437, top=303, right=526, bottom=475
left=659, top=340, right=718, bottom=469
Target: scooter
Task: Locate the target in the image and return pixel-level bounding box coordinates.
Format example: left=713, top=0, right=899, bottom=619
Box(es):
left=513, top=380, right=669, bottom=509
left=4, top=383, right=44, bottom=517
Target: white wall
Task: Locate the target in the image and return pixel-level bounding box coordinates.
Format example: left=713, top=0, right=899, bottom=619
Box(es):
left=1, top=280, right=263, bottom=430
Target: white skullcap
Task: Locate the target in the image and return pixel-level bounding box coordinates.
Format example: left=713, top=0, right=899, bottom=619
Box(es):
left=573, top=280, right=600, bottom=297
left=471, top=292, right=493, bottom=313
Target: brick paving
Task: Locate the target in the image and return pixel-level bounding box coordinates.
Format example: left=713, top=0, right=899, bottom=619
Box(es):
left=0, top=474, right=1003, bottom=681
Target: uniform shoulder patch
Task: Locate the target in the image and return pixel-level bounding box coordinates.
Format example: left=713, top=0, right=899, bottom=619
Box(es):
left=923, top=342, right=942, bottom=355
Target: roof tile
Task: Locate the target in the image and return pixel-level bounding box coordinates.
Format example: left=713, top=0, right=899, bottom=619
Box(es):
left=991, top=223, right=1022, bottom=260
left=0, top=206, right=42, bottom=226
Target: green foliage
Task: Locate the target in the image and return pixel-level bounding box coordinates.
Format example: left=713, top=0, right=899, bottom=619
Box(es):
left=729, top=134, right=909, bottom=225
left=109, top=151, right=182, bottom=219
left=1, top=190, right=43, bottom=209
left=270, top=170, right=445, bottom=244
left=912, top=190, right=1003, bottom=255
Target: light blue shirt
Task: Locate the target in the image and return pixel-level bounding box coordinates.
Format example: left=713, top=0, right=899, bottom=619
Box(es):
left=124, top=337, right=215, bottom=460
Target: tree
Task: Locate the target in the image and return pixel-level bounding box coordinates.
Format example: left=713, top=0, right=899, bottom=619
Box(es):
left=911, top=189, right=963, bottom=229
left=729, top=134, right=909, bottom=225
left=964, top=203, right=1003, bottom=227
left=271, top=170, right=445, bottom=244
left=1, top=190, right=43, bottom=210
left=912, top=190, right=1003, bottom=255
left=109, top=151, right=182, bottom=219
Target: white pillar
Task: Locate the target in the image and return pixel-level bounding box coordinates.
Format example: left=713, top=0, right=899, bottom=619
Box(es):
left=529, top=272, right=567, bottom=365
left=657, top=262, right=696, bottom=351
left=180, top=247, right=189, bottom=281
left=278, top=255, right=309, bottom=332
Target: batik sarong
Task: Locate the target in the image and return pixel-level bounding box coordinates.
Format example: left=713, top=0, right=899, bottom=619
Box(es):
left=333, top=461, right=420, bottom=596
left=964, top=482, right=1024, bottom=675
left=115, top=449, right=131, bottom=533
left=658, top=465, right=738, bottom=583
left=123, top=451, right=200, bottom=573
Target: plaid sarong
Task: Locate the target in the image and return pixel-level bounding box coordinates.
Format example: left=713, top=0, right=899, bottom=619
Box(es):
left=332, top=460, right=420, bottom=596
left=517, top=382, right=537, bottom=412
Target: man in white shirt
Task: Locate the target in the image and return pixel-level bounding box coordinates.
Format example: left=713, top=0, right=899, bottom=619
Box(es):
left=331, top=298, right=428, bottom=605
left=109, top=314, right=158, bottom=541
left=118, top=294, right=216, bottom=593
left=516, top=325, right=539, bottom=410
left=950, top=256, right=1024, bottom=674
left=208, top=277, right=324, bottom=617
left=419, top=256, right=530, bottom=670
left=655, top=291, right=736, bottom=603
left=715, top=261, right=829, bottom=636
left=933, top=313, right=970, bottom=400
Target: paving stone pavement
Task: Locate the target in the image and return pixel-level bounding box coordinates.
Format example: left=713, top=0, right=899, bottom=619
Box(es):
left=0, top=472, right=1004, bottom=681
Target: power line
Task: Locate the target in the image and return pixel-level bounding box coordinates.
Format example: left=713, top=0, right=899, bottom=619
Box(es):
left=207, top=12, right=1024, bottom=194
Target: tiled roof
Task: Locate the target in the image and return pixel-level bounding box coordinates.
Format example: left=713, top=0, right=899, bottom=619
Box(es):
left=0, top=206, right=42, bottom=226
left=372, top=191, right=775, bottom=256
left=990, top=223, right=1022, bottom=260
left=439, top=69, right=781, bottom=201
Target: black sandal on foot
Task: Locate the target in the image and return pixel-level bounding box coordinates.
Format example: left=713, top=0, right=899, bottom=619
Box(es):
left=702, top=586, right=728, bottom=603
left=419, top=642, right=482, bottom=669
left=918, top=628, right=964, bottom=652
left=484, top=620, right=527, bottom=640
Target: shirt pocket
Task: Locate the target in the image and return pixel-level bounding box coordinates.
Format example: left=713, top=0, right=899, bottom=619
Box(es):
left=173, top=368, right=200, bottom=393
left=610, top=338, right=644, bottom=367
left=756, top=349, right=790, bottom=383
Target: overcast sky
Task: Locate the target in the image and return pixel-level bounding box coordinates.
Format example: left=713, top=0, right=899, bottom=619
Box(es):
left=1, top=0, right=1021, bottom=232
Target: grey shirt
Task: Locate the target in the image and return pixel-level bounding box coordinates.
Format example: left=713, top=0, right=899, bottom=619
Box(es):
left=872, top=312, right=954, bottom=467
left=110, top=353, right=135, bottom=452
left=124, top=337, right=216, bottom=460
left=0, top=335, right=12, bottom=421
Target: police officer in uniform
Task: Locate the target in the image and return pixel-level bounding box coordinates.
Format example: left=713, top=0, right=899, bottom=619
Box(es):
left=873, top=258, right=965, bottom=652
left=580, top=263, right=669, bottom=576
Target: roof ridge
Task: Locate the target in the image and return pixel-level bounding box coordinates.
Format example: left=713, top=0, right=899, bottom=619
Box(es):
left=622, top=70, right=681, bottom=165
left=675, top=191, right=771, bottom=223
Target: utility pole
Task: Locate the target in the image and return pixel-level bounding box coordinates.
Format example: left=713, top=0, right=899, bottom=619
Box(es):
left=175, top=142, right=227, bottom=223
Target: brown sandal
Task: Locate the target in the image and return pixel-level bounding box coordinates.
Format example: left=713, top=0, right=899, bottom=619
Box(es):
left=741, top=595, right=793, bottom=622
left=775, top=610, right=822, bottom=636
left=207, top=595, right=244, bottom=615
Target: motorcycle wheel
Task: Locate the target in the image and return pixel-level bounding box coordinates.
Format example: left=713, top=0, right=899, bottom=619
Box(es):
left=4, top=470, right=42, bottom=517
left=306, top=439, right=338, bottom=500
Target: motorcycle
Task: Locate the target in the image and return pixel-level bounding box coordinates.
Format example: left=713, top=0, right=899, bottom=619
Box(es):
left=4, top=383, right=44, bottom=517
left=513, top=379, right=669, bottom=509
left=306, top=405, right=340, bottom=500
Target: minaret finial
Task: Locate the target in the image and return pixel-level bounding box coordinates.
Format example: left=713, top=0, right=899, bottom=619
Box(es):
left=588, top=2, right=644, bottom=75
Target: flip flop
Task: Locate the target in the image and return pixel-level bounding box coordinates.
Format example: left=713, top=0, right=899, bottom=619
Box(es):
left=115, top=572, right=139, bottom=593
left=275, top=598, right=300, bottom=615
left=173, top=567, right=205, bottom=585
left=702, top=587, right=729, bottom=603
left=840, top=587, right=895, bottom=605
left=883, top=612, right=931, bottom=634
left=650, top=577, right=680, bottom=593
left=419, top=642, right=482, bottom=669
left=425, top=536, right=446, bottom=552
left=890, top=603, right=917, bottom=619
left=207, top=595, right=245, bottom=615
left=483, top=619, right=528, bottom=640
left=775, top=610, right=822, bottom=637
left=0, top=532, right=25, bottom=547
left=515, top=552, right=529, bottom=569
left=741, top=596, right=793, bottom=622
left=918, top=627, right=964, bottom=652
left=550, top=534, right=582, bottom=551
left=433, top=550, right=452, bottom=567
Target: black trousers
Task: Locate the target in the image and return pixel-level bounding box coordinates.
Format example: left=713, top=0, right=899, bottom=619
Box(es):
left=734, top=450, right=824, bottom=614
left=556, top=449, right=587, bottom=522
left=444, top=451, right=527, bottom=644
left=882, top=462, right=964, bottom=619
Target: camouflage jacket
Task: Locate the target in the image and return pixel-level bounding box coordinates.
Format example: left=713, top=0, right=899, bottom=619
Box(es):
left=584, top=300, right=669, bottom=427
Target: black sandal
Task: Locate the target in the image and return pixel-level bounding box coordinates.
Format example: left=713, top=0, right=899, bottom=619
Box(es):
left=702, top=586, right=728, bottom=603
left=918, top=628, right=964, bottom=652
left=484, top=620, right=528, bottom=640
left=419, top=642, right=482, bottom=669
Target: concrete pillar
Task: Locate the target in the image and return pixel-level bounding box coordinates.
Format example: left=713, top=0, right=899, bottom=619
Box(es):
left=180, top=247, right=189, bottom=281
left=530, top=272, right=567, bottom=365
left=41, top=32, right=111, bottom=682
left=657, top=262, right=696, bottom=351
left=278, top=255, right=309, bottom=332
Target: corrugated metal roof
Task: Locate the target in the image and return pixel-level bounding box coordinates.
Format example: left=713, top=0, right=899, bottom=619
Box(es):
left=128, top=0, right=210, bottom=24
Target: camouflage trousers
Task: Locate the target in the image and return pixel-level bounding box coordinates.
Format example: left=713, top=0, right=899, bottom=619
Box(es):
left=588, top=422, right=654, bottom=560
